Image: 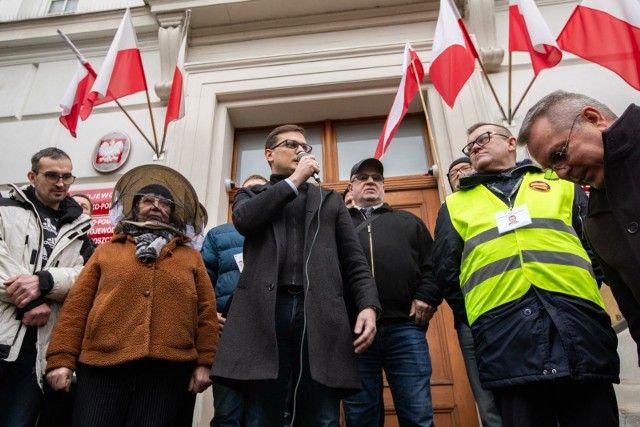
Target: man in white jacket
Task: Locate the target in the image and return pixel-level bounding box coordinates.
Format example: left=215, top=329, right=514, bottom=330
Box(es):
left=0, top=147, right=90, bottom=427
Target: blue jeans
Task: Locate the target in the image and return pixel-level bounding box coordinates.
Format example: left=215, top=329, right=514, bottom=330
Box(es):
left=0, top=347, right=44, bottom=427
left=211, top=383, right=244, bottom=427
left=244, top=294, right=340, bottom=427
left=456, top=323, right=503, bottom=427
left=342, top=322, right=434, bottom=427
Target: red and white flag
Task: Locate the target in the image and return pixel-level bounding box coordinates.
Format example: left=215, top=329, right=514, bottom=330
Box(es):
left=81, top=9, right=147, bottom=120
left=509, top=0, right=562, bottom=75
left=374, top=42, right=424, bottom=160
left=557, top=0, right=640, bottom=90
left=428, top=0, right=478, bottom=108
left=164, top=24, right=187, bottom=130
left=59, top=61, right=97, bottom=138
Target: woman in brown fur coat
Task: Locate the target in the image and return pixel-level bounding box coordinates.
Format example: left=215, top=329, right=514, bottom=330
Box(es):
left=45, top=166, right=218, bottom=427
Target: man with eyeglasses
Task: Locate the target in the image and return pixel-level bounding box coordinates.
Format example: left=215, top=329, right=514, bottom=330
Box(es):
left=519, top=90, right=640, bottom=369
left=433, top=122, right=620, bottom=427
left=211, top=125, right=380, bottom=426
left=0, top=147, right=91, bottom=426
left=447, top=157, right=474, bottom=192
left=342, top=158, right=440, bottom=427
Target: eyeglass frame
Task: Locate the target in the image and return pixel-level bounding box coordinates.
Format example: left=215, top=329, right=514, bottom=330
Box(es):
left=268, top=139, right=312, bottom=153
left=549, top=113, right=582, bottom=171
left=462, top=131, right=511, bottom=156
left=446, top=164, right=474, bottom=179
left=136, top=193, right=175, bottom=211
left=351, top=173, right=384, bottom=183
left=34, top=170, right=76, bottom=185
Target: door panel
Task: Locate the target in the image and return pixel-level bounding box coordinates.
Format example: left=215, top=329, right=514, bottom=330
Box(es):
left=375, top=179, right=479, bottom=427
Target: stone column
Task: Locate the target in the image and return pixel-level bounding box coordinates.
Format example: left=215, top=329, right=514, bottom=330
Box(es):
left=154, top=12, right=187, bottom=102
left=464, top=0, right=504, bottom=73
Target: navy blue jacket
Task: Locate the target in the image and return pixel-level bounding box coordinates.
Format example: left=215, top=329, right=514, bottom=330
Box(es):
left=201, top=223, right=244, bottom=314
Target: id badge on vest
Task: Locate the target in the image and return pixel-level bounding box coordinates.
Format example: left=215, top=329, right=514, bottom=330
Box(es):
left=495, top=204, right=532, bottom=234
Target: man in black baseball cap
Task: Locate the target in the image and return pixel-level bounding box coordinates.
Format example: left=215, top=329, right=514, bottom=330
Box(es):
left=344, top=157, right=440, bottom=426
left=350, top=158, right=384, bottom=179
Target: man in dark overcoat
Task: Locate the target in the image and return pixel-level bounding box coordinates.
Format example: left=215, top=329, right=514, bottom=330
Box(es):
left=520, top=90, right=640, bottom=366
left=211, top=124, right=380, bottom=426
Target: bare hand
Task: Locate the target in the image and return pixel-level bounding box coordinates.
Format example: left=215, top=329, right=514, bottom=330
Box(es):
left=217, top=312, right=226, bottom=337
left=188, top=366, right=212, bottom=393
left=5, top=274, right=41, bottom=308
left=353, top=307, right=377, bottom=354
left=22, top=303, right=51, bottom=327
left=410, top=299, right=436, bottom=326
left=47, top=367, right=73, bottom=392
left=289, top=154, right=320, bottom=187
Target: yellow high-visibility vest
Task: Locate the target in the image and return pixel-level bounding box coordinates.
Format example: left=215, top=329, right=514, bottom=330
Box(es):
left=447, top=172, right=603, bottom=325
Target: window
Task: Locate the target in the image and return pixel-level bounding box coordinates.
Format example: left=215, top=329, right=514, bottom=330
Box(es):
left=235, top=126, right=323, bottom=186
left=233, top=115, right=430, bottom=185
left=47, top=0, right=78, bottom=15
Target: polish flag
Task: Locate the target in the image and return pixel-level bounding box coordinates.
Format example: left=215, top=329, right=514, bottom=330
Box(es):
left=557, top=0, right=640, bottom=90
left=164, top=25, right=187, bottom=130
left=374, top=42, right=424, bottom=160
left=80, top=9, right=147, bottom=120
left=509, top=0, right=562, bottom=75
left=428, top=0, right=478, bottom=108
left=59, top=61, right=97, bottom=138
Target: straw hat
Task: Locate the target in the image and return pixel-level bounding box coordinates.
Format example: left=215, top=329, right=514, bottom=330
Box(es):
left=109, top=164, right=207, bottom=241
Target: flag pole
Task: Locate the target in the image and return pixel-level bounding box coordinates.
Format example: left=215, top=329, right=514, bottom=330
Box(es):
left=475, top=55, right=508, bottom=122
left=160, top=10, right=191, bottom=156
left=411, top=61, right=447, bottom=201
left=508, top=52, right=513, bottom=123
left=511, top=74, right=537, bottom=119
left=57, top=29, right=157, bottom=155
left=144, top=89, right=160, bottom=157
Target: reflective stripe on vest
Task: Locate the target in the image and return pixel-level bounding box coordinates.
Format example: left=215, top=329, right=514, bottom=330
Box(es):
left=447, top=172, right=603, bottom=325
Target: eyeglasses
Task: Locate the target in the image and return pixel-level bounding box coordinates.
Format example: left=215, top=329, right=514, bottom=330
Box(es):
left=36, top=171, right=76, bottom=185
left=447, top=164, right=474, bottom=179
left=138, top=194, right=174, bottom=211
left=549, top=113, right=581, bottom=170
left=462, top=132, right=511, bottom=156
left=269, top=139, right=312, bottom=153
left=351, top=173, right=384, bottom=183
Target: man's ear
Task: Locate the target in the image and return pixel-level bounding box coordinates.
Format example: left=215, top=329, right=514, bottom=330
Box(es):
left=27, top=170, right=37, bottom=185
left=264, top=148, right=274, bottom=166
left=507, top=135, right=517, bottom=152
left=583, top=106, right=610, bottom=130
left=348, top=183, right=353, bottom=192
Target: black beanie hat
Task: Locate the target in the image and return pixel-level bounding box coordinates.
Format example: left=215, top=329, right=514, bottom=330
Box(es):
left=447, top=157, right=472, bottom=175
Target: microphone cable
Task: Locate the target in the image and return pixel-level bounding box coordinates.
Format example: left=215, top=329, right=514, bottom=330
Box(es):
left=289, top=180, right=323, bottom=427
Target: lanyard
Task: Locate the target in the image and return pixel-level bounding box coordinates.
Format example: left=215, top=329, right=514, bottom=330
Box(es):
left=486, top=176, right=524, bottom=210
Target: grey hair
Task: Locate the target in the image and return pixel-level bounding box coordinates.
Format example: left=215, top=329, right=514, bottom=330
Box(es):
left=518, top=90, right=617, bottom=147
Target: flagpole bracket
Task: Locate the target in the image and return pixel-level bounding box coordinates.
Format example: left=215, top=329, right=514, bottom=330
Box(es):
left=153, top=152, right=165, bottom=161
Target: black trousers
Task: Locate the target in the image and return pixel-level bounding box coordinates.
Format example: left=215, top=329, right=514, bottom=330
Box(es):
left=493, top=378, right=619, bottom=427
left=73, top=359, right=195, bottom=427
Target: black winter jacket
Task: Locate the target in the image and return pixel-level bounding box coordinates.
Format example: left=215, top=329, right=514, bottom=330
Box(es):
left=349, top=203, right=441, bottom=323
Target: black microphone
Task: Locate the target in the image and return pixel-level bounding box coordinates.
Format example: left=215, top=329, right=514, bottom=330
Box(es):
left=296, top=152, right=321, bottom=183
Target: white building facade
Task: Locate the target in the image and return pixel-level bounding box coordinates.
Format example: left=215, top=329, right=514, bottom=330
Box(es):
left=1, top=0, right=638, bottom=425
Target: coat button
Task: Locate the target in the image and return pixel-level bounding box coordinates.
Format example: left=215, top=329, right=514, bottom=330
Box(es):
left=268, top=284, right=275, bottom=291
left=551, top=368, right=557, bottom=374
left=627, top=222, right=639, bottom=234
left=143, top=291, right=151, bottom=297
left=543, top=369, right=548, bottom=375
left=523, top=308, right=532, bottom=316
